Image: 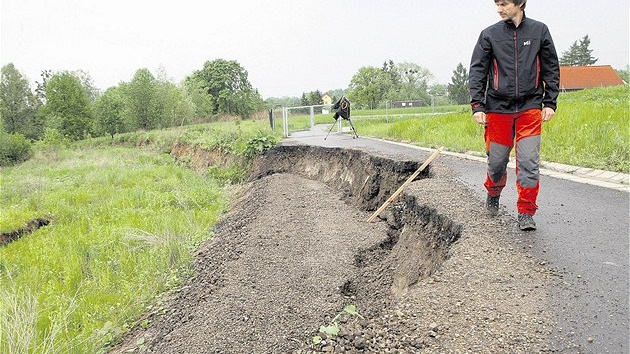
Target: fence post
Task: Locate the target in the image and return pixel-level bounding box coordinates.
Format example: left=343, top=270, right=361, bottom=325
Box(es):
left=283, top=107, right=289, bottom=137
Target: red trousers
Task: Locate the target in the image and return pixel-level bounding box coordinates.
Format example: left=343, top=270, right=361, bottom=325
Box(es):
left=484, top=109, right=542, bottom=215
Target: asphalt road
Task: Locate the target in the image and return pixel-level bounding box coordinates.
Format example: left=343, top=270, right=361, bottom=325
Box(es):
left=447, top=151, right=629, bottom=354
left=283, top=128, right=629, bottom=354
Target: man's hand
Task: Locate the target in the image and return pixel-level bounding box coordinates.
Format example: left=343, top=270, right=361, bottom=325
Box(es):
left=542, top=107, right=555, bottom=122
left=473, top=111, right=487, bottom=125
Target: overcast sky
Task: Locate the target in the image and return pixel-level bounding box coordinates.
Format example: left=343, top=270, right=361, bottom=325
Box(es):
left=1, top=0, right=628, bottom=98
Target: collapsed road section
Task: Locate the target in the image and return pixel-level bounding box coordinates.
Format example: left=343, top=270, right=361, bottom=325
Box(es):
left=251, top=145, right=462, bottom=302
left=111, top=144, right=565, bottom=354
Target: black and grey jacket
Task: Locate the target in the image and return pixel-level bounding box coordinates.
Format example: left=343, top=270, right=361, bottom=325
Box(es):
left=469, top=14, right=560, bottom=114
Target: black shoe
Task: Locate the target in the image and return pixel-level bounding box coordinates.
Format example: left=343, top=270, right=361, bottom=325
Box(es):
left=518, top=213, right=537, bottom=231
left=486, top=194, right=500, bottom=216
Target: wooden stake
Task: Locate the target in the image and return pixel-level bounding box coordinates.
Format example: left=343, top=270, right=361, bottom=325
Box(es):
left=366, top=146, right=443, bottom=223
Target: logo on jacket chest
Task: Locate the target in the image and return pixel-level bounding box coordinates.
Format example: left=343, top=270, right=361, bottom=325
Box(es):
left=523, top=40, right=531, bottom=46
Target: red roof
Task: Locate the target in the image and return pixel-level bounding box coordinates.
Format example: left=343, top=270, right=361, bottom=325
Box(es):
left=560, top=65, right=624, bottom=90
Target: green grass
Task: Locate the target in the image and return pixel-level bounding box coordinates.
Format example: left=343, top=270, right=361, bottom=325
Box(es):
left=284, top=105, right=465, bottom=133
left=78, top=120, right=281, bottom=157
left=0, top=119, right=279, bottom=353
left=540, top=86, right=629, bottom=171
left=1, top=146, right=230, bottom=352
left=355, top=109, right=481, bottom=153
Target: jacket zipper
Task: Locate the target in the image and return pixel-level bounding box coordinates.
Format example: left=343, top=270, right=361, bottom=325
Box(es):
left=513, top=30, right=519, bottom=103
left=493, top=59, right=499, bottom=90
left=536, top=55, right=540, bottom=88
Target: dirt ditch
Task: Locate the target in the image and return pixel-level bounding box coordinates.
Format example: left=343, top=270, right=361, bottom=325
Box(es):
left=111, top=144, right=567, bottom=353
left=0, top=217, right=51, bottom=247
left=250, top=146, right=462, bottom=310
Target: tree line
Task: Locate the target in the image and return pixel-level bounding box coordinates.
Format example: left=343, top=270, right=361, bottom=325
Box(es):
left=2, top=34, right=626, bottom=165
left=1, top=59, right=264, bottom=143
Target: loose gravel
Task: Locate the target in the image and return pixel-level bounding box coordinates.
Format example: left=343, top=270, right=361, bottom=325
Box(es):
left=110, top=145, right=577, bottom=353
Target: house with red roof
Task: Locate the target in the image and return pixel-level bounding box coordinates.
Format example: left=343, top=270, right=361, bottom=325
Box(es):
left=559, top=65, right=625, bottom=91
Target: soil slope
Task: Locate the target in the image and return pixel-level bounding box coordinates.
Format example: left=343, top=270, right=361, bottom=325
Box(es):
left=110, top=145, right=573, bottom=353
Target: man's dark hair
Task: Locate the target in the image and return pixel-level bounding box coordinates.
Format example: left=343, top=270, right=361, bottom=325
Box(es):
left=495, top=0, right=527, bottom=10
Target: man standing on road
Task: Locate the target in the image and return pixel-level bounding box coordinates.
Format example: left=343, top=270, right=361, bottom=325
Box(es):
left=468, top=0, right=560, bottom=231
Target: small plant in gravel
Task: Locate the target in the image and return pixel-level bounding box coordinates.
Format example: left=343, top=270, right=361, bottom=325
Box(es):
left=312, top=304, right=363, bottom=345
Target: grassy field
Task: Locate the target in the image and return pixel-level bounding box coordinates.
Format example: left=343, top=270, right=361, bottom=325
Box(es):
left=0, top=122, right=278, bottom=353
left=286, top=86, right=629, bottom=172
left=1, top=147, right=228, bottom=353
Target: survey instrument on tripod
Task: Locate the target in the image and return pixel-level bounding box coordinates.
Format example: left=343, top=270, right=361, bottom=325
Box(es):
left=325, top=96, right=358, bottom=140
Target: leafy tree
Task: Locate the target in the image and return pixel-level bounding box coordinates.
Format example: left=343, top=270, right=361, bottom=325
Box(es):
left=348, top=60, right=433, bottom=109
left=347, top=66, right=387, bottom=109
left=391, top=62, right=432, bottom=102
left=246, top=88, right=265, bottom=116
left=155, top=80, right=195, bottom=128
left=380, top=60, right=400, bottom=101
left=382, top=60, right=400, bottom=87
left=448, top=63, right=470, bottom=105
left=429, top=84, right=451, bottom=106
left=153, top=66, right=194, bottom=127
left=126, top=68, right=159, bottom=130
left=264, top=96, right=301, bottom=108
left=0, top=64, right=43, bottom=139
left=118, top=67, right=200, bottom=130
left=35, top=69, right=53, bottom=102
left=73, top=69, right=100, bottom=101
left=187, top=59, right=261, bottom=118
left=183, top=76, right=215, bottom=119
left=309, top=90, right=323, bottom=105
left=559, top=34, right=598, bottom=66
left=300, top=92, right=308, bottom=106
left=40, top=71, right=93, bottom=141
left=94, top=87, right=126, bottom=138
left=615, top=65, right=629, bottom=83
left=34, top=69, right=98, bottom=103
left=300, top=90, right=324, bottom=106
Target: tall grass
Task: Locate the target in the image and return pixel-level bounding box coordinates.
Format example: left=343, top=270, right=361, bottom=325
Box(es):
left=78, top=120, right=281, bottom=157
left=1, top=146, right=230, bottom=353
left=540, top=86, right=629, bottom=171
left=356, top=109, right=482, bottom=153
left=0, top=119, right=279, bottom=353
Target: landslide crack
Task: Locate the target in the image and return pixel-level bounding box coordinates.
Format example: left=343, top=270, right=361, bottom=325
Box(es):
left=252, top=145, right=462, bottom=307
left=1, top=217, right=51, bottom=247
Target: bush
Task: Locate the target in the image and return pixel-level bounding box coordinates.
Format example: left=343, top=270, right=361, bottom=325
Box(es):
left=243, top=133, right=278, bottom=158
left=35, top=127, right=71, bottom=151
left=0, top=132, right=32, bottom=166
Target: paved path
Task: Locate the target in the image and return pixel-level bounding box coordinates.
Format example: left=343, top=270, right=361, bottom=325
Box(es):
left=283, top=127, right=629, bottom=354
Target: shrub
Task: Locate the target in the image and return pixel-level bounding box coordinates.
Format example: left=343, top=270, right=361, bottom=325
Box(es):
left=207, top=164, right=247, bottom=185
left=36, top=127, right=70, bottom=149
left=0, top=132, right=32, bottom=166
left=243, top=133, right=279, bottom=158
